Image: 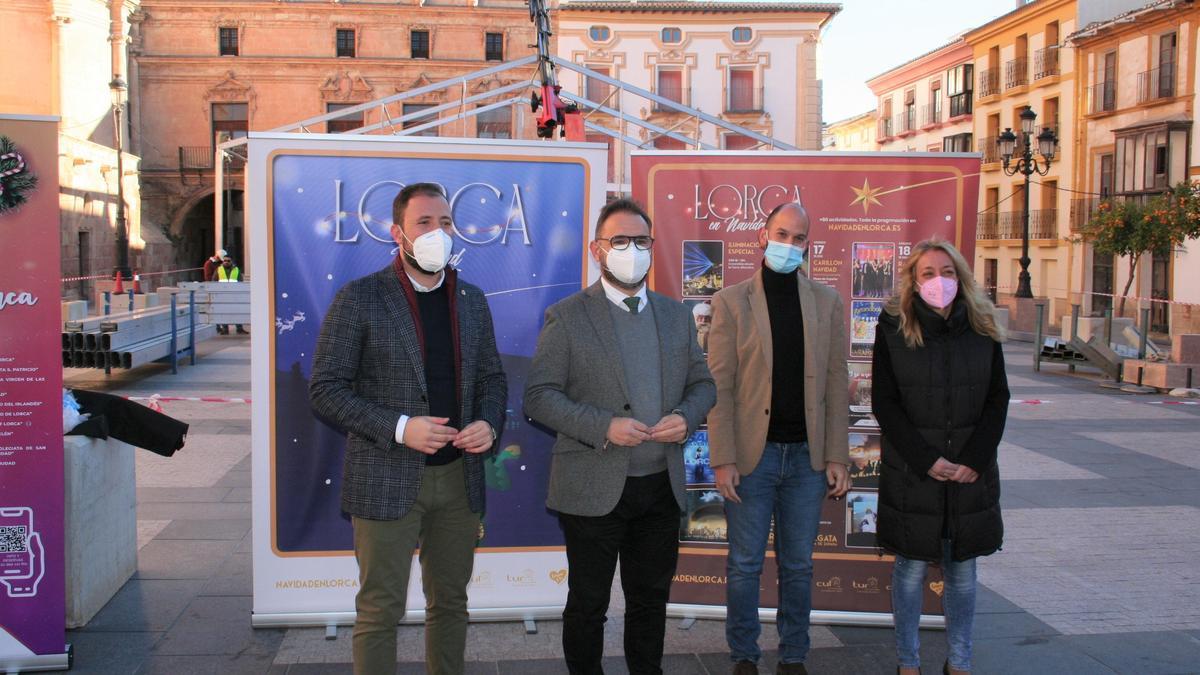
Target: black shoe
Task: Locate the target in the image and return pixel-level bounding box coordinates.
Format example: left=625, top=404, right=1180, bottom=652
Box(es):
left=236, top=326, right=248, bottom=334
left=733, top=661, right=757, bottom=675
left=776, top=663, right=807, bottom=675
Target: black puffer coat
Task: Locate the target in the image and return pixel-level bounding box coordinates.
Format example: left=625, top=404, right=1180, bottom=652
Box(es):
left=871, top=298, right=1009, bottom=562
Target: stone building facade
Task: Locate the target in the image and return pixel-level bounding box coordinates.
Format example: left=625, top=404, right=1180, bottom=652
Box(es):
left=132, top=0, right=538, bottom=275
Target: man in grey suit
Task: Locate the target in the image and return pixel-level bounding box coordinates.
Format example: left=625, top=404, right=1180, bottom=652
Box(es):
left=310, top=182, right=507, bottom=675
left=525, top=198, right=716, bottom=675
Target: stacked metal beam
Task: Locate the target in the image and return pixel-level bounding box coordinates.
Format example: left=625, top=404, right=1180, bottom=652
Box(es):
left=61, top=297, right=216, bottom=371
left=176, top=282, right=251, bottom=327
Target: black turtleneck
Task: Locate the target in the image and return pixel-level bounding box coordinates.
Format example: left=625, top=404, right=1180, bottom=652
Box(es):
left=761, top=264, right=807, bottom=443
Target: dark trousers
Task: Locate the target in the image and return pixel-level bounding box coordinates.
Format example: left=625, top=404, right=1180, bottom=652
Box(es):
left=558, top=471, right=681, bottom=675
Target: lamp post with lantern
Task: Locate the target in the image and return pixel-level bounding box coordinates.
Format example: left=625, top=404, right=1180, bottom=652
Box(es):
left=109, top=76, right=133, bottom=282
left=997, top=105, right=1059, bottom=299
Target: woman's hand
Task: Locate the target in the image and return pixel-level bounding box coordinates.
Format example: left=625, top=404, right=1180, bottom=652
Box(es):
left=927, top=457, right=959, bottom=481
left=949, top=464, right=979, bottom=483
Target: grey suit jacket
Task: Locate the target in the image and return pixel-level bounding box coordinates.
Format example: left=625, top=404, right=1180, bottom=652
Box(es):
left=524, top=281, right=716, bottom=517
left=309, top=263, right=507, bottom=521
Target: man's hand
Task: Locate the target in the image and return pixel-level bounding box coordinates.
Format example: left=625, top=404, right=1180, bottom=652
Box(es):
left=949, top=464, right=979, bottom=484
left=607, top=417, right=651, bottom=447
left=714, top=463, right=741, bottom=504
left=403, top=416, right=458, bottom=455
left=453, top=421, right=495, bottom=454
left=927, top=457, right=960, bottom=482
left=826, top=461, right=851, bottom=499
left=648, top=414, right=688, bottom=443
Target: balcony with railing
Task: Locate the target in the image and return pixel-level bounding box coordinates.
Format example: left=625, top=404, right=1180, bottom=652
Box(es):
left=1137, top=64, right=1177, bottom=103
left=1070, top=197, right=1103, bottom=233
left=1005, top=57, right=1029, bottom=89
left=897, top=108, right=917, bottom=135
left=652, top=86, right=692, bottom=112
left=726, top=86, right=764, bottom=113
left=878, top=116, right=894, bottom=140
left=179, top=146, right=213, bottom=172
left=977, top=68, right=1000, bottom=99
left=979, top=209, right=1058, bottom=240
left=922, top=103, right=942, bottom=128
left=978, top=135, right=999, bottom=165
left=1089, top=81, right=1116, bottom=114
left=977, top=212, right=999, bottom=240
left=1033, top=47, right=1060, bottom=80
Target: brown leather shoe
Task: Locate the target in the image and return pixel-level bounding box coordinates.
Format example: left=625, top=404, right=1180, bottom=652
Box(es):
left=733, top=661, right=758, bottom=675
left=775, top=663, right=808, bottom=675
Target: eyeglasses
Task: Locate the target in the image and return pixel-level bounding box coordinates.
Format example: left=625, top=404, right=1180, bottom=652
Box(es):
left=597, top=235, right=654, bottom=251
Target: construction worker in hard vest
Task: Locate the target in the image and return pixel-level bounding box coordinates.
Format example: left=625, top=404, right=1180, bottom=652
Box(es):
left=216, top=255, right=247, bottom=335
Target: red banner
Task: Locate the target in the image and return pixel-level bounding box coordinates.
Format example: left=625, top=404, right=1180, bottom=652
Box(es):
left=0, top=114, right=67, bottom=665
left=634, top=151, right=980, bottom=620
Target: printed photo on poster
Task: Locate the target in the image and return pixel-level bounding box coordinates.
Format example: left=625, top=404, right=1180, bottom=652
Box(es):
left=850, top=300, right=884, bottom=358
left=683, top=299, right=713, bottom=353
left=848, top=362, right=876, bottom=428
left=845, top=491, right=879, bottom=549
left=852, top=243, right=896, bottom=299
left=681, top=489, right=727, bottom=544
left=682, top=241, right=724, bottom=297
left=848, top=433, right=881, bottom=488
left=682, top=428, right=714, bottom=485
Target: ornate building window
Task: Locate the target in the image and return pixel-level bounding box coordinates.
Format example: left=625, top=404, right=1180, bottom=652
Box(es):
left=336, top=29, right=356, bottom=58
left=732, top=27, right=752, bottom=43
left=661, top=28, right=682, bottom=44
left=411, top=30, right=430, bottom=59
left=589, top=26, right=610, bottom=42
left=219, top=27, right=238, bottom=56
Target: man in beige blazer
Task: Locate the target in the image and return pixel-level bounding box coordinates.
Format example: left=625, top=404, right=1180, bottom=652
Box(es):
left=707, top=202, right=850, bottom=675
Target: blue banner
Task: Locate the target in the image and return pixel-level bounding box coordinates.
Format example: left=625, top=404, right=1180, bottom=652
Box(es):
left=268, top=150, right=588, bottom=554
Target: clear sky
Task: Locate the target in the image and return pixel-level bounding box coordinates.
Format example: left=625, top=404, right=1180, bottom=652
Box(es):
left=819, top=0, right=1018, bottom=123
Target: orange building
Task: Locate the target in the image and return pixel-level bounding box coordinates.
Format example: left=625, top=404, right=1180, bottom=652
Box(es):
left=1068, top=0, right=1200, bottom=337
left=964, top=0, right=1077, bottom=329
left=131, top=0, right=539, bottom=273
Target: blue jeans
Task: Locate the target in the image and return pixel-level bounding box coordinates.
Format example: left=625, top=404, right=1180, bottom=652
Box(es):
left=892, top=540, right=977, bottom=670
left=724, top=442, right=826, bottom=664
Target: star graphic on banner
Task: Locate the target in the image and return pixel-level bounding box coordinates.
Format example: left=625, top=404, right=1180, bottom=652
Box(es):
left=850, top=178, right=885, bottom=214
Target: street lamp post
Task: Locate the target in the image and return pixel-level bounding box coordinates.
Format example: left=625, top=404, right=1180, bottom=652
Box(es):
left=109, top=76, right=133, bottom=281
left=998, top=105, right=1059, bottom=299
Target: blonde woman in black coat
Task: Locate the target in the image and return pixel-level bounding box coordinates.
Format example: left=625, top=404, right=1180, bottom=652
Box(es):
left=871, top=238, right=1009, bottom=675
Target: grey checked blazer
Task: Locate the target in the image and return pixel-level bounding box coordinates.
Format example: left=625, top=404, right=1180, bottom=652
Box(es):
left=309, top=262, right=507, bottom=521
left=524, top=282, right=716, bottom=517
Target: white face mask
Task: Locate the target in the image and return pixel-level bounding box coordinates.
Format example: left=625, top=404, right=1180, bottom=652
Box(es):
left=603, top=246, right=652, bottom=286
left=403, top=229, right=453, bottom=274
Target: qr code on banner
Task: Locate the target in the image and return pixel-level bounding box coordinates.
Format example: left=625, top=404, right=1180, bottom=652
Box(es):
left=0, top=526, right=28, bottom=553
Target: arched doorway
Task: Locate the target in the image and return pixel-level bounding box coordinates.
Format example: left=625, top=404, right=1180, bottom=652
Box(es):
left=176, top=189, right=245, bottom=278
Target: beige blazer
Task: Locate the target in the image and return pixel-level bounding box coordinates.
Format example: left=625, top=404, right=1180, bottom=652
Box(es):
left=706, top=269, right=850, bottom=475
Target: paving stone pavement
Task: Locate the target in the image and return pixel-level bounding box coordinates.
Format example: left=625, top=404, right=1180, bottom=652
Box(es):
left=53, top=336, right=1200, bottom=674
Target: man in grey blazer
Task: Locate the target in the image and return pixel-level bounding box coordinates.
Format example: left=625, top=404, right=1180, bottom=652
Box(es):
left=310, top=183, right=507, bottom=675
left=525, top=198, right=716, bottom=675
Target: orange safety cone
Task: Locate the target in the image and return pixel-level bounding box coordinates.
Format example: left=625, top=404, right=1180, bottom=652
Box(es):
left=132, top=270, right=142, bottom=294
left=112, top=270, right=124, bottom=294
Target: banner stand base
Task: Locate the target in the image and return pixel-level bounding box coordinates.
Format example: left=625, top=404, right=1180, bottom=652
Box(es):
left=251, top=606, right=566, bottom=629
left=1, top=648, right=72, bottom=673
left=667, top=604, right=946, bottom=630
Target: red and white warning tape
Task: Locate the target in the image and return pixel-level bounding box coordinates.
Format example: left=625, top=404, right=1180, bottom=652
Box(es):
left=1010, top=399, right=1052, bottom=404
left=1148, top=400, right=1200, bottom=405
left=125, top=394, right=251, bottom=412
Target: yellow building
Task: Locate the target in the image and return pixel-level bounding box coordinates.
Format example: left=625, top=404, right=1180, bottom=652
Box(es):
left=1068, top=1, right=1200, bottom=337
left=964, top=0, right=1077, bottom=330
left=824, top=109, right=876, bottom=151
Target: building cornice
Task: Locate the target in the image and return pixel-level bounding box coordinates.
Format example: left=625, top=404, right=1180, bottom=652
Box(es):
left=962, top=0, right=1073, bottom=45
left=866, top=40, right=972, bottom=95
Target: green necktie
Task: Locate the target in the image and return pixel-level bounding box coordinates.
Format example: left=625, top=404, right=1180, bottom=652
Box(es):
left=623, top=296, right=640, bottom=315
